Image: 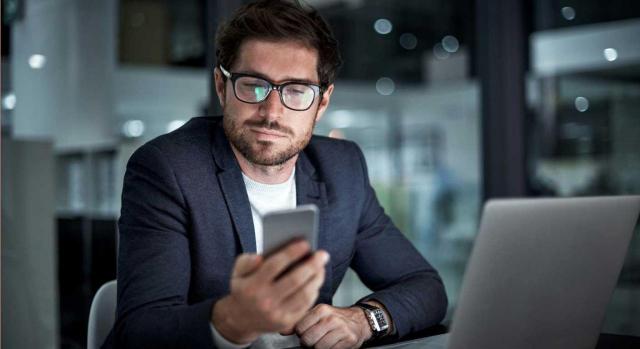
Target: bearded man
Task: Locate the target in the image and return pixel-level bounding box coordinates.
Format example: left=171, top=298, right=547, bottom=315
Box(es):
left=105, top=1, right=447, bottom=348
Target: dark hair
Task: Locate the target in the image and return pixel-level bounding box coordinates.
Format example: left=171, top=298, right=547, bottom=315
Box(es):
left=215, top=0, right=342, bottom=87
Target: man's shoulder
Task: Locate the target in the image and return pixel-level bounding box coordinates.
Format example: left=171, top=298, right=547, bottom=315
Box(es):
left=141, top=116, right=221, bottom=153
left=128, top=116, right=222, bottom=168
left=307, top=134, right=361, bottom=157
left=146, top=116, right=220, bottom=150
left=304, top=134, right=365, bottom=172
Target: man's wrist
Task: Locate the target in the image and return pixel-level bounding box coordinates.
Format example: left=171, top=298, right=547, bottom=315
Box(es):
left=350, top=306, right=374, bottom=342
left=211, top=296, right=259, bottom=344
left=210, top=322, right=251, bottom=349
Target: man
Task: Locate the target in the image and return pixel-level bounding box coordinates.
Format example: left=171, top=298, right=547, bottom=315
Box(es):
left=106, top=0, right=447, bottom=348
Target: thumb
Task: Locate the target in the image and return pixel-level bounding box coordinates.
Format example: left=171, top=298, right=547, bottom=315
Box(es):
left=279, top=326, right=295, bottom=336
left=232, top=254, right=262, bottom=278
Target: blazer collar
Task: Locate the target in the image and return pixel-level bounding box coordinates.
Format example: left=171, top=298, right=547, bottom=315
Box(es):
left=211, top=118, right=238, bottom=171
left=294, top=145, right=332, bottom=298
left=211, top=122, right=257, bottom=253
left=295, top=149, right=329, bottom=209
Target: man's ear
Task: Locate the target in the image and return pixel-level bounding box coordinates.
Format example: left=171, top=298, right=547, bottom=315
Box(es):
left=314, top=84, right=334, bottom=123
left=214, top=67, right=226, bottom=108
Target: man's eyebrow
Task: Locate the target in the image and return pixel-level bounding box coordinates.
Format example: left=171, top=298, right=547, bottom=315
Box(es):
left=236, top=69, right=319, bottom=85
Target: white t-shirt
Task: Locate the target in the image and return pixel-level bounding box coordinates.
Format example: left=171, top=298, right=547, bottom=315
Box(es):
left=242, top=169, right=297, bottom=254
left=211, top=169, right=300, bottom=348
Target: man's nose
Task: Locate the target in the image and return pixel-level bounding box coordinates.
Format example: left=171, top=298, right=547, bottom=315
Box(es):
left=258, top=89, right=285, bottom=120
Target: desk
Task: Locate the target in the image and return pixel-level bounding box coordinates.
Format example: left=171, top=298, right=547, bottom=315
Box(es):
left=372, top=334, right=447, bottom=349
left=371, top=333, right=640, bottom=349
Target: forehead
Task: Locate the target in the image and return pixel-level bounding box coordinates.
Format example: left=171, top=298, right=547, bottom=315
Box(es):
left=232, top=39, right=319, bottom=83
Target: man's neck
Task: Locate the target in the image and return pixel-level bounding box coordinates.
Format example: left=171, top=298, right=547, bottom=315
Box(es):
left=230, top=145, right=297, bottom=184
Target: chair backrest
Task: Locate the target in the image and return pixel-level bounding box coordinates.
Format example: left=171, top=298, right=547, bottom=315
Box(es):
left=87, top=280, right=117, bottom=349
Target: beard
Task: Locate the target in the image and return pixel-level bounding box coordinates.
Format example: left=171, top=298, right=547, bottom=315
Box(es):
left=223, top=109, right=316, bottom=167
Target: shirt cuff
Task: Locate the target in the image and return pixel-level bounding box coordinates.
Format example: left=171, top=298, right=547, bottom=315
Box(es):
left=210, top=322, right=252, bottom=349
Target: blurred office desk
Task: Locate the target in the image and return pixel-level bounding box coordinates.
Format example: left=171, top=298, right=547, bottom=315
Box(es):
left=369, top=332, right=640, bottom=349
left=596, top=333, right=640, bottom=349
left=371, top=334, right=447, bottom=348
left=368, top=324, right=447, bottom=348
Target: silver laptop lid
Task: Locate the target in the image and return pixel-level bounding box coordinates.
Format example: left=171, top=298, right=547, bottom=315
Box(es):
left=448, top=196, right=640, bottom=349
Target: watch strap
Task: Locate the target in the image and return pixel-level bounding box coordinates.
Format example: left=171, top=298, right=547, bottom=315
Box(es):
left=356, top=302, right=378, bottom=312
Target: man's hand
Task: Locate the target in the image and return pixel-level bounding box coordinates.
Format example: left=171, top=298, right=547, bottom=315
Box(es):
left=291, top=304, right=373, bottom=349
left=211, top=240, right=330, bottom=344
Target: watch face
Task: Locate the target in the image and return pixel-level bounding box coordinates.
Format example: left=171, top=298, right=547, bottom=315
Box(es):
left=358, top=303, right=389, bottom=335
left=374, top=310, right=386, bottom=323
left=372, top=309, right=389, bottom=332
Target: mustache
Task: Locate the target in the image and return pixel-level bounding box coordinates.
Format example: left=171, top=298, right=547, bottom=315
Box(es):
left=244, top=119, right=293, bottom=135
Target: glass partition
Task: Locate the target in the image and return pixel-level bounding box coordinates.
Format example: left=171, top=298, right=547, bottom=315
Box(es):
left=312, top=1, right=481, bottom=321
left=529, top=2, right=640, bottom=335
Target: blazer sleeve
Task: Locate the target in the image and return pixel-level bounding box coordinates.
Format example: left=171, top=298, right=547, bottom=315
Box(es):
left=109, top=143, right=218, bottom=349
left=349, top=145, right=448, bottom=339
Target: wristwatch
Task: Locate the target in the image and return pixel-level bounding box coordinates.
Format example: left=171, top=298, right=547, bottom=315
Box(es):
left=355, top=302, right=389, bottom=338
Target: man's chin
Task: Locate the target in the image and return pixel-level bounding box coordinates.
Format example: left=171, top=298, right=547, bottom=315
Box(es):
left=241, top=146, right=296, bottom=167
left=250, top=154, right=296, bottom=167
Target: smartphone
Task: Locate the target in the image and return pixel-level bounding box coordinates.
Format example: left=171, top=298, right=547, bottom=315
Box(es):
left=261, top=204, right=319, bottom=257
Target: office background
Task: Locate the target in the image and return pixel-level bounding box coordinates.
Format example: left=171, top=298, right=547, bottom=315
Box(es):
left=1, top=0, right=639, bottom=348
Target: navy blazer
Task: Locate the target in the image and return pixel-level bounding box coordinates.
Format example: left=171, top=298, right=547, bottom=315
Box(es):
left=106, top=116, right=447, bottom=348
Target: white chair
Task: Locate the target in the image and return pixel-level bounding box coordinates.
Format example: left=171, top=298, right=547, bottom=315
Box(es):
left=87, top=280, right=117, bottom=349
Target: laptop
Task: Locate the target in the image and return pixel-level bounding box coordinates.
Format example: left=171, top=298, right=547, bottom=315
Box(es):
left=376, top=196, right=640, bottom=349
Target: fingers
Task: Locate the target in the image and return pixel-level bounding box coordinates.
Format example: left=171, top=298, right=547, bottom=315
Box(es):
left=257, top=269, right=325, bottom=335
left=299, top=316, right=341, bottom=347
left=225, top=241, right=332, bottom=338
left=296, top=306, right=364, bottom=349
left=232, top=254, right=263, bottom=278
left=330, top=336, right=361, bottom=349
left=278, top=327, right=295, bottom=336
left=272, top=250, right=329, bottom=301
left=257, top=240, right=312, bottom=282
left=280, top=265, right=326, bottom=317
left=295, top=303, right=332, bottom=335
left=316, top=329, right=351, bottom=349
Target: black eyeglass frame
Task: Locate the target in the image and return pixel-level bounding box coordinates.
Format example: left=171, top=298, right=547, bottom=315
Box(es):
left=219, top=65, right=325, bottom=111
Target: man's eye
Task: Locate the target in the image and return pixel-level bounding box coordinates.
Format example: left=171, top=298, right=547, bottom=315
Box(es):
left=240, top=82, right=265, bottom=89
left=287, top=86, right=308, bottom=95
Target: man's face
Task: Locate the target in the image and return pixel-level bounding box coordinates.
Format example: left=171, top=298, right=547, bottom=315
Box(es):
left=215, top=39, right=334, bottom=167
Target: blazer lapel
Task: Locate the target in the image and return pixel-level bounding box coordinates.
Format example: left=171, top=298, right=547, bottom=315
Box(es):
left=295, top=152, right=328, bottom=210
left=296, top=151, right=333, bottom=297
left=211, top=123, right=257, bottom=254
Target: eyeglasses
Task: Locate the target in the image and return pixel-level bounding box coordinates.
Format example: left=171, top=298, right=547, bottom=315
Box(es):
left=219, top=65, right=323, bottom=111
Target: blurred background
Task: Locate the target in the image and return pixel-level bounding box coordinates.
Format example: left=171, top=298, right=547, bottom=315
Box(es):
left=2, top=0, right=640, bottom=348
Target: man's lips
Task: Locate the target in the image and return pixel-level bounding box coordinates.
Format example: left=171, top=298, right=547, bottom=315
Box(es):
left=250, top=127, right=287, bottom=138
